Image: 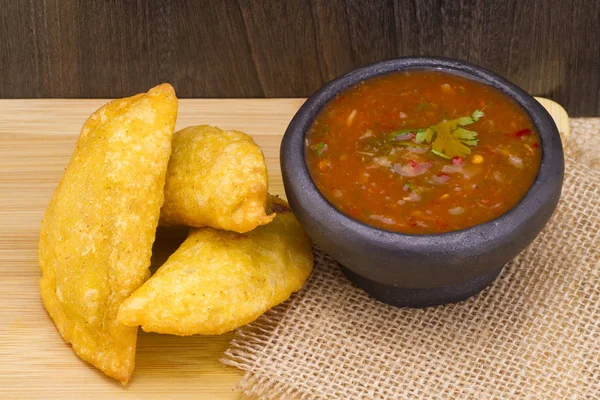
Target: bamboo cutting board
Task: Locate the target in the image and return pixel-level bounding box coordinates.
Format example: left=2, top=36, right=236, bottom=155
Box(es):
left=0, top=98, right=568, bottom=399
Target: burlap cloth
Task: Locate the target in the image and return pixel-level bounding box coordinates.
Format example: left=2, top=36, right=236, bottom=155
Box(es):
left=222, top=119, right=600, bottom=399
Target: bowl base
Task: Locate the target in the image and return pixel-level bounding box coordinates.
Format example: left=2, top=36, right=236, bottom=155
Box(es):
left=340, top=265, right=504, bottom=308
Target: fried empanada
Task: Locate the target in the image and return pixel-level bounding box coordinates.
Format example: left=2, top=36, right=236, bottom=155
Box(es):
left=118, top=196, right=313, bottom=336
left=38, top=84, right=178, bottom=384
left=159, top=125, right=274, bottom=233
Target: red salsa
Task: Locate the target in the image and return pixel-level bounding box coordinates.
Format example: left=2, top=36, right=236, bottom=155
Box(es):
left=305, top=70, right=542, bottom=234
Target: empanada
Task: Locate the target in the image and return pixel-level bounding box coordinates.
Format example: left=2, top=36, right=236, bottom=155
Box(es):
left=160, top=125, right=274, bottom=233
left=119, top=196, right=313, bottom=336
left=38, top=84, right=178, bottom=384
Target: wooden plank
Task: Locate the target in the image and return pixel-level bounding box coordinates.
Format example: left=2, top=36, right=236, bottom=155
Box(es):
left=0, top=98, right=568, bottom=399
left=536, top=98, right=570, bottom=140
left=1, top=1, right=599, bottom=115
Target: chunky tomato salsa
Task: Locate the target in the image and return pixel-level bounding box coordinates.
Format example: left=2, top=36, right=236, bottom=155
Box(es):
left=305, top=70, right=542, bottom=234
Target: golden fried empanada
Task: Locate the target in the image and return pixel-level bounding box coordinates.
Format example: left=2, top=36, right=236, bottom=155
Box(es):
left=39, top=84, right=178, bottom=384
left=160, top=125, right=274, bottom=233
left=119, top=196, right=313, bottom=336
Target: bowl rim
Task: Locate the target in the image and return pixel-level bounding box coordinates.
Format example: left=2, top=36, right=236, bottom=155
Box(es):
left=281, top=57, right=564, bottom=256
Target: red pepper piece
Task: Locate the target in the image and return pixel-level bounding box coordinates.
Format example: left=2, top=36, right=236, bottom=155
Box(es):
left=514, top=128, right=532, bottom=137
left=532, top=143, right=539, bottom=148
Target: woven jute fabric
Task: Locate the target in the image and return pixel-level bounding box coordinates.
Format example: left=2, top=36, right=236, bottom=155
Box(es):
left=222, top=119, right=600, bottom=399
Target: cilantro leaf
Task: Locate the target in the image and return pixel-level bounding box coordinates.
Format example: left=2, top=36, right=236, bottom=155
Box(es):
left=416, top=111, right=483, bottom=159
left=382, top=110, right=483, bottom=159
left=415, top=128, right=433, bottom=143
left=453, top=127, right=478, bottom=140
left=431, top=149, right=450, bottom=159
left=430, top=121, right=473, bottom=159
left=471, top=110, right=484, bottom=120
left=310, top=142, right=328, bottom=157
left=456, top=109, right=485, bottom=126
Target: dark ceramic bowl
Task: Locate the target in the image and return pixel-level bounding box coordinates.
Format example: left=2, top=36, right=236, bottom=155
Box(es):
left=281, top=57, right=564, bottom=308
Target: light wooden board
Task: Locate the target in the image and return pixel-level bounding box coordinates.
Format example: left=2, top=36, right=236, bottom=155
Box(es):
left=0, top=98, right=568, bottom=399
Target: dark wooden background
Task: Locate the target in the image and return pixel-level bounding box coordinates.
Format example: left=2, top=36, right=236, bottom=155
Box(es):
left=1, top=0, right=598, bottom=116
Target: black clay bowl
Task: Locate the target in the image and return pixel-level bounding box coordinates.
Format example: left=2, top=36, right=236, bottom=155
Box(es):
left=280, top=57, right=564, bottom=308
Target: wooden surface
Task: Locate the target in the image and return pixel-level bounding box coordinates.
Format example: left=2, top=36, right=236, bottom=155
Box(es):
left=0, top=98, right=568, bottom=399
left=0, top=0, right=598, bottom=116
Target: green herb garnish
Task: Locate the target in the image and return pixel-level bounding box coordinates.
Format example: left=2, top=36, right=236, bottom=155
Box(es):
left=430, top=149, right=447, bottom=158
left=455, top=109, right=484, bottom=126
left=310, top=142, right=328, bottom=157
left=415, top=110, right=483, bottom=159
left=405, top=180, right=421, bottom=194
left=415, top=128, right=430, bottom=143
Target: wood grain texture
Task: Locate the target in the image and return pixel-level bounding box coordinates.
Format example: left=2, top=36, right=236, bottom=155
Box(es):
left=0, top=0, right=598, bottom=116
left=0, top=98, right=569, bottom=399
